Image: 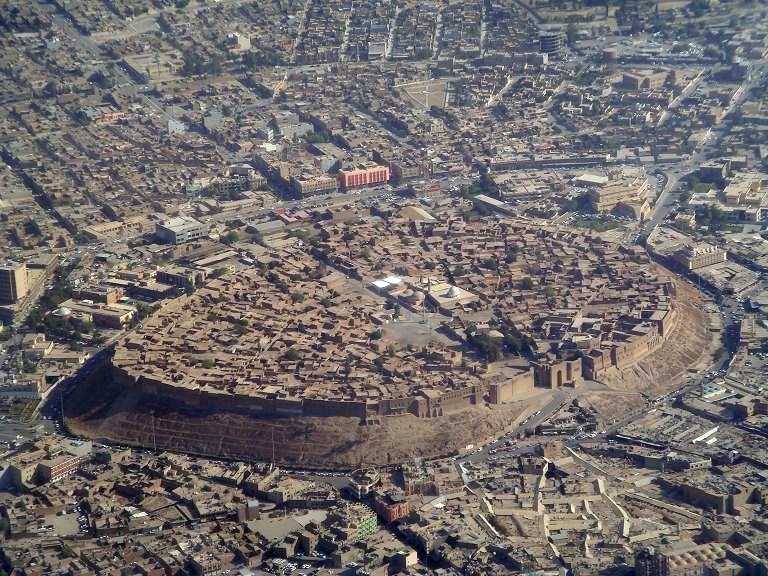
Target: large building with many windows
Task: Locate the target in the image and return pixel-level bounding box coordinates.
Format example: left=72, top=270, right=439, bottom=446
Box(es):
left=0, top=262, right=28, bottom=304
left=539, top=28, right=564, bottom=54
left=338, top=163, right=389, bottom=189
left=673, top=243, right=727, bottom=271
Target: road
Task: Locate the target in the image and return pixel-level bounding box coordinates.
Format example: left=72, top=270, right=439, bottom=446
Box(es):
left=453, top=390, right=570, bottom=474
left=657, top=70, right=706, bottom=128
left=36, top=347, right=114, bottom=422
left=47, top=8, right=178, bottom=127
left=510, top=0, right=543, bottom=24
left=643, top=60, right=767, bottom=236
left=26, top=7, right=764, bottom=482
left=486, top=75, right=518, bottom=108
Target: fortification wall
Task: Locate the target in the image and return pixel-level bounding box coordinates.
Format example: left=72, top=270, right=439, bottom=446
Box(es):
left=489, top=370, right=534, bottom=403
left=112, top=296, right=682, bottom=422
left=585, top=303, right=680, bottom=379
left=118, top=365, right=495, bottom=421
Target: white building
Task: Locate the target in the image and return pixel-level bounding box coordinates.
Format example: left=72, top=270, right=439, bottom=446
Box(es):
left=156, top=216, right=209, bottom=245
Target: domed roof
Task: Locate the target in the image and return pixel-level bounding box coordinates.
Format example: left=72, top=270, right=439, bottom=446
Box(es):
left=53, top=306, right=71, bottom=317
left=447, top=285, right=460, bottom=298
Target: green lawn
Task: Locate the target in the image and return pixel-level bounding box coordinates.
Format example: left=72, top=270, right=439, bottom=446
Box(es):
left=570, top=216, right=620, bottom=232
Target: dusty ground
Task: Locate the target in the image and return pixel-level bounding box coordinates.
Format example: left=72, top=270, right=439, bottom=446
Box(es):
left=65, top=368, right=536, bottom=468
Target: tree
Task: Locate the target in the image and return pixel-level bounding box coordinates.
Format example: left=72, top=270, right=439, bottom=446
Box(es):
left=708, top=205, right=725, bottom=232
left=521, top=277, right=534, bottom=290
left=222, top=230, right=240, bottom=244
left=482, top=257, right=499, bottom=271
left=243, top=48, right=284, bottom=68
left=566, top=22, right=578, bottom=44
left=703, top=45, right=724, bottom=62
left=284, top=349, right=301, bottom=362
left=180, top=49, right=198, bottom=76
left=291, top=292, right=306, bottom=304
left=304, top=131, right=327, bottom=144
left=42, top=81, right=59, bottom=98
left=477, top=167, right=499, bottom=197
left=79, top=499, right=93, bottom=514
left=180, top=49, right=225, bottom=77
left=503, top=332, right=522, bottom=355
left=234, top=324, right=248, bottom=335
left=469, top=333, right=503, bottom=362
left=342, top=357, right=354, bottom=379
left=0, top=516, right=9, bottom=538
left=207, top=53, right=224, bottom=75
left=693, top=182, right=712, bottom=194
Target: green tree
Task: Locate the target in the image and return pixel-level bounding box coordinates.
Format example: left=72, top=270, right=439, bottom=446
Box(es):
left=503, top=332, right=522, bottom=355
left=566, top=22, right=578, bottom=44
left=521, top=277, right=534, bottom=290
left=477, top=167, right=499, bottom=197
left=469, top=333, right=503, bottom=362
left=222, top=230, right=240, bottom=244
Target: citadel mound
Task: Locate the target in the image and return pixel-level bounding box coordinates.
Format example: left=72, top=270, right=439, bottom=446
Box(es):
left=66, top=215, right=712, bottom=467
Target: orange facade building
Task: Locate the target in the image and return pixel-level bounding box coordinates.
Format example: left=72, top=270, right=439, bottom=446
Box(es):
left=338, top=164, right=390, bottom=188
left=374, top=493, right=410, bottom=523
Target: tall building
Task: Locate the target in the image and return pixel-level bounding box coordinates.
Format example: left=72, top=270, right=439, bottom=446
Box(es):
left=539, top=29, right=564, bottom=54
left=0, top=262, right=29, bottom=304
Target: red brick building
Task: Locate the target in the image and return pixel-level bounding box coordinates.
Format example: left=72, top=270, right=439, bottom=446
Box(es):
left=338, top=164, right=390, bottom=189
left=38, top=454, right=82, bottom=483
left=374, top=492, right=410, bottom=523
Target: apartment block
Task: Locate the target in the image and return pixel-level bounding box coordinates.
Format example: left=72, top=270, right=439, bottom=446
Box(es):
left=0, top=262, right=29, bottom=304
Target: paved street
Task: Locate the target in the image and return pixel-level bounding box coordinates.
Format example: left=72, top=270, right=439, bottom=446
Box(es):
left=643, top=61, right=768, bottom=236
